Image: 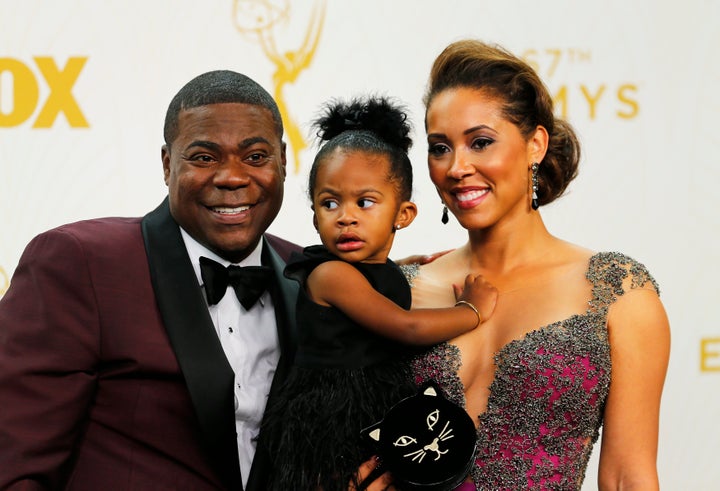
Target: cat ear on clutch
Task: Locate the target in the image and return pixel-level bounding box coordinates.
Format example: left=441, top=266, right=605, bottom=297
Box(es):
left=422, top=384, right=439, bottom=397
left=367, top=427, right=381, bottom=442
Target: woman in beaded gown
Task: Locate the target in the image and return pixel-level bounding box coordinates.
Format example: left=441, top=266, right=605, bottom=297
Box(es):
left=405, top=40, right=670, bottom=490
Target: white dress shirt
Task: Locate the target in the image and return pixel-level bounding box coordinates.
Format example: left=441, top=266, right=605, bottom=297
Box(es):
left=180, top=229, right=280, bottom=488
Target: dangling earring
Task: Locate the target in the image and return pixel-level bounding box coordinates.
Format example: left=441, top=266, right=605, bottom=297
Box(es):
left=531, top=163, right=540, bottom=210
left=441, top=205, right=449, bottom=224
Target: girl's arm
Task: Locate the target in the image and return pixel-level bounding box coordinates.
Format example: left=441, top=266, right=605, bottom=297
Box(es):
left=597, top=288, right=670, bottom=490
left=306, top=260, right=497, bottom=345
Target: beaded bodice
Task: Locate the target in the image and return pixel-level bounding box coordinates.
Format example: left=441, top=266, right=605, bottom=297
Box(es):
left=409, top=252, right=659, bottom=490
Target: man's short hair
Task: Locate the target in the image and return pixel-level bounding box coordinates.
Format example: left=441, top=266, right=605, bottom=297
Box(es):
left=163, top=70, right=284, bottom=145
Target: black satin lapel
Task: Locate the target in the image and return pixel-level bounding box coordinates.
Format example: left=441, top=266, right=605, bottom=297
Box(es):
left=246, top=240, right=299, bottom=491
left=262, top=241, right=298, bottom=363
left=141, top=198, right=242, bottom=490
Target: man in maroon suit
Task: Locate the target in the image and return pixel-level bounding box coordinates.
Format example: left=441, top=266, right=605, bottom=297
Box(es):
left=0, top=71, right=301, bottom=490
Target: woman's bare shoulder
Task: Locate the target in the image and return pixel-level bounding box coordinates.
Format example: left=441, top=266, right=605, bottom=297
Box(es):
left=547, top=239, right=595, bottom=264
left=411, top=248, right=470, bottom=308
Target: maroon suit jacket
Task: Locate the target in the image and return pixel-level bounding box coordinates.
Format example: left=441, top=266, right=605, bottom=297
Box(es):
left=0, top=199, right=300, bottom=490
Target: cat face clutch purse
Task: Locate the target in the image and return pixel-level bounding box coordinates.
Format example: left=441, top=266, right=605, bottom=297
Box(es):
left=361, top=381, right=477, bottom=491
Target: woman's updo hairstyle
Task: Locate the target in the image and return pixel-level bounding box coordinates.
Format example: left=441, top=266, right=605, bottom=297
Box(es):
left=308, top=96, right=414, bottom=202
left=424, top=40, right=580, bottom=206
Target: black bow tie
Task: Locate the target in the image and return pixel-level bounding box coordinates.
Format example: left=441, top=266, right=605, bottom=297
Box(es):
left=199, top=256, right=273, bottom=310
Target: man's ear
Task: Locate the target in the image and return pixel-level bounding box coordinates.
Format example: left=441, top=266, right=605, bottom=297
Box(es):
left=395, top=201, right=418, bottom=229
left=280, top=141, right=287, bottom=180
left=161, top=144, right=171, bottom=185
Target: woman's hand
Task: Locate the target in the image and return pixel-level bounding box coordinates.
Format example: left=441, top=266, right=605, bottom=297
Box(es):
left=349, top=457, right=395, bottom=491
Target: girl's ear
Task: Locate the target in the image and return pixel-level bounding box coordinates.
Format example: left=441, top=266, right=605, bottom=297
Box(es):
left=395, top=201, right=418, bottom=230
left=312, top=212, right=319, bottom=232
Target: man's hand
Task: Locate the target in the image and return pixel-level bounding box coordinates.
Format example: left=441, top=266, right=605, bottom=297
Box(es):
left=393, top=249, right=453, bottom=266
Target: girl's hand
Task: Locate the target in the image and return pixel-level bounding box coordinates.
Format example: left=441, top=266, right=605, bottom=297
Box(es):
left=454, top=274, right=498, bottom=326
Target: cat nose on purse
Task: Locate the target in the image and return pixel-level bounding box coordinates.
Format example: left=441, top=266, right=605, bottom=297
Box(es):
left=361, top=381, right=477, bottom=491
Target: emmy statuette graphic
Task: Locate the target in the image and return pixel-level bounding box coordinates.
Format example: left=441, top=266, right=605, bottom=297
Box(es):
left=232, top=0, right=326, bottom=173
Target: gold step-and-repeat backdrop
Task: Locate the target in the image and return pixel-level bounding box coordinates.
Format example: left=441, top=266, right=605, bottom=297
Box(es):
left=1, top=1, right=718, bottom=488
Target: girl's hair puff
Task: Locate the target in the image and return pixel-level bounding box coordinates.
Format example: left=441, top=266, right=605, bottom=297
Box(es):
left=308, top=96, right=414, bottom=202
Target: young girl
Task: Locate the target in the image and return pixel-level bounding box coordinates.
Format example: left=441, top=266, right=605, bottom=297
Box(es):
left=264, top=96, right=497, bottom=491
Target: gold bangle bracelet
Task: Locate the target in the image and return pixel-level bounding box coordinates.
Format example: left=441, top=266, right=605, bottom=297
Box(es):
left=455, top=300, right=483, bottom=326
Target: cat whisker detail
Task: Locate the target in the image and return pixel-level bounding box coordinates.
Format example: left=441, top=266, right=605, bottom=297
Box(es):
left=437, top=421, right=454, bottom=441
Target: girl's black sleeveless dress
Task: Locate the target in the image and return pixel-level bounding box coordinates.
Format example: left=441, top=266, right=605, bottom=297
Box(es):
left=264, top=245, right=420, bottom=491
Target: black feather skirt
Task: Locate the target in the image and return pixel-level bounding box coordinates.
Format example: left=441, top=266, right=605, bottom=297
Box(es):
left=263, top=360, right=417, bottom=491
